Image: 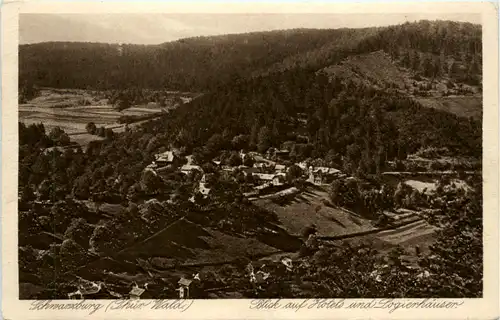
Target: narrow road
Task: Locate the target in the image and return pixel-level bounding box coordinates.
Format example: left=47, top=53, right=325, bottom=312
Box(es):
left=382, top=171, right=479, bottom=176
left=116, top=215, right=188, bottom=255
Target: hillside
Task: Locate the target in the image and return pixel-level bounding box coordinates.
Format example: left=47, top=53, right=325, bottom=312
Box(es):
left=321, top=50, right=408, bottom=90
left=19, top=20, right=481, bottom=93
left=416, top=96, right=482, bottom=120
left=319, top=50, right=482, bottom=119
left=18, top=20, right=484, bottom=300
left=19, top=28, right=372, bottom=91
left=145, top=50, right=482, bottom=169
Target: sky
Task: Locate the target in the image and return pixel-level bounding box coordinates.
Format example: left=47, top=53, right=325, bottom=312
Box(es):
left=19, top=13, right=481, bottom=45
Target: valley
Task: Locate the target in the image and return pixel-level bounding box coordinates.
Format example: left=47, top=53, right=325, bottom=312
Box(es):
left=19, top=88, right=197, bottom=146
left=18, top=19, right=483, bottom=300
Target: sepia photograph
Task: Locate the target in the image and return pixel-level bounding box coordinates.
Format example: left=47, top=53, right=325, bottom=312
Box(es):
left=12, top=8, right=489, bottom=304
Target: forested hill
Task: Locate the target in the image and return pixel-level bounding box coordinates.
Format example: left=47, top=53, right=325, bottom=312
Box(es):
left=19, top=28, right=373, bottom=91
left=145, top=67, right=482, bottom=173
left=20, top=20, right=481, bottom=91
left=131, top=20, right=482, bottom=172
left=262, top=20, right=481, bottom=82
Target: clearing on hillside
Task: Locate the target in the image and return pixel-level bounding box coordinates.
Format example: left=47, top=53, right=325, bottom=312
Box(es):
left=253, top=185, right=374, bottom=237
left=321, top=50, right=408, bottom=89
left=415, top=95, right=482, bottom=120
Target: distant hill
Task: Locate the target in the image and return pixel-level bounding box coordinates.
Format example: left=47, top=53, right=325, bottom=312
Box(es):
left=20, top=20, right=483, bottom=165
left=20, top=28, right=374, bottom=91
left=19, top=20, right=481, bottom=92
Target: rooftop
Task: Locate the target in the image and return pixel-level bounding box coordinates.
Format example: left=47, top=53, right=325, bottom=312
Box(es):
left=253, top=173, right=276, bottom=180
left=178, top=278, right=193, bottom=287
left=155, top=151, right=175, bottom=162
left=312, top=167, right=341, bottom=174
left=181, top=164, right=202, bottom=172
left=129, top=287, right=145, bottom=297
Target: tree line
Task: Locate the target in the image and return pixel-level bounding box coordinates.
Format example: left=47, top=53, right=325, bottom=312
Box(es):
left=19, top=20, right=481, bottom=92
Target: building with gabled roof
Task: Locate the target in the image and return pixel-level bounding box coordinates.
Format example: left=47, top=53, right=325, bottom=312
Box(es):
left=274, top=164, right=286, bottom=172
left=308, top=166, right=342, bottom=184
left=155, top=151, right=176, bottom=164
left=177, top=277, right=193, bottom=299
left=181, top=164, right=202, bottom=175
left=178, top=278, right=193, bottom=287
left=129, top=287, right=145, bottom=299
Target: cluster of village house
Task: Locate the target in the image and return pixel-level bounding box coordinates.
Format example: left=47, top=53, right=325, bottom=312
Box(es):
left=68, top=275, right=197, bottom=300
left=68, top=257, right=297, bottom=300
left=145, top=147, right=344, bottom=198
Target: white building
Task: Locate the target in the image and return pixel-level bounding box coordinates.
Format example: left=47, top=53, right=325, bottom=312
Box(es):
left=308, top=166, right=341, bottom=184
left=180, top=164, right=202, bottom=175
left=155, top=151, right=177, bottom=165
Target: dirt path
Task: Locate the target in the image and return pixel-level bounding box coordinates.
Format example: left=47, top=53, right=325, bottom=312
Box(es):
left=148, top=215, right=426, bottom=271
left=382, top=171, right=479, bottom=176
left=116, top=215, right=188, bottom=255
left=317, top=217, right=423, bottom=241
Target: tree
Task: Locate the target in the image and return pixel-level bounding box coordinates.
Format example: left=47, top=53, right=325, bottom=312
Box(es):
left=114, top=97, right=132, bottom=112
left=127, top=202, right=139, bottom=216
left=64, top=218, right=94, bottom=249
left=243, top=155, right=255, bottom=167
left=232, top=134, right=249, bottom=151
left=20, top=185, right=36, bottom=206
left=48, top=127, right=70, bottom=145
left=228, top=152, right=243, bottom=166
left=202, top=162, right=216, bottom=174
left=412, top=51, right=421, bottom=71
left=394, top=182, right=406, bottom=208
left=86, top=122, right=97, bottom=135
left=415, top=181, right=482, bottom=297
left=127, top=183, right=143, bottom=202
left=257, top=126, right=272, bottom=153
left=104, top=128, right=114, bottom=140
left=205, top=134, right=224, bottom=156
left=329, top=179, right=344, bottom=205
left=89, top=224, right=119, bottom=256
left=249, top=122, right=259, bottom=150
left=59, top=238, right=91, bottom=271
left=402, top=50, right=411, bottom=67
left=146, top=137, right=160, bottom=153
left=375, top=146, right=385, bottom=175
left=192, top=147, right=207, bottom=165
left=140, top=170, right=163, bottom=195
left=286, top=164, right=303, bottom=182
left=37, top=179, right=53, bottom=201
left=19, top=81, right=39, bottom=103
left=58, top=133, right=71, bottom=146
left=97, top=126, right=106, bottom=137
left=72, top=176, right=91, bottom=200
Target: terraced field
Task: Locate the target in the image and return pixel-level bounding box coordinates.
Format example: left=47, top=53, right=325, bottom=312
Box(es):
left=255, top=185, right=437, bottom=255
left=19, top=88, right=172, bottom=146
left=254, top=186, right=374, bottom=237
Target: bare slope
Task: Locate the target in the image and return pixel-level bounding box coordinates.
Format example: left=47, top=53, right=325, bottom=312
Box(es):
left=121, top=218, right=278, bottom=265
left=321, top=50, right=482, bottom=119
left=254, top=186, right=374, bottom=237
left=321, top=50, right=409, bottom=90
left=416, top=95, right=482, bottom=120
